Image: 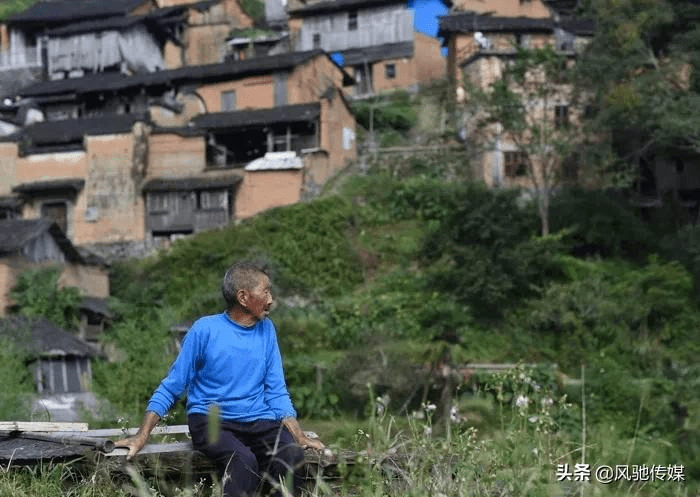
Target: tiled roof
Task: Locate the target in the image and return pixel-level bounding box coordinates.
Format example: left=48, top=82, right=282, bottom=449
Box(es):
left=341, top=41, right=414, bottom=65
left=44, top=4, right=190, bottom=37
left=438, top=12, right=596, bottom=37
left=7, top=0, right=151, bottom=25
left=12, top=179, right=85, bottom=195
left=0, top=218, right=82, bottom=262
left=0, top=315, right=95, bottom=358
left=288, top=0, right=404, bottom=15
left=191, top=102, right=321, bottom=129
left=1, top=114, right=147, bottom=147
left=18, top=50, right=342, bottom=98
left=142, top=172, right=244, bottom=191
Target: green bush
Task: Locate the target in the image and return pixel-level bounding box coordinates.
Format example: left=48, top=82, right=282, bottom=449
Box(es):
left=352, top=91, right=417, bottom=132
left=10, top=267, right=81, bottom=329
left=549, top=186, right=656, bottom=259
left=420, top=183, right=563, bottom=319
left=0, top=337, right=33, bottom=420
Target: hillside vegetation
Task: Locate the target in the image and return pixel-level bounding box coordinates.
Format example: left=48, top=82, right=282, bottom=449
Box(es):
left=4, top=89, right=700, bottom=495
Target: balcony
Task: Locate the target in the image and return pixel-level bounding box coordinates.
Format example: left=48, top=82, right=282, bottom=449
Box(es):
left=0, top=45, right=42, bottom=69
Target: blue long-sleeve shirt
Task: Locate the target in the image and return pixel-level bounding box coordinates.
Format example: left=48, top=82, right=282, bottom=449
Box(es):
left=147, top=312, right=297, bottom=421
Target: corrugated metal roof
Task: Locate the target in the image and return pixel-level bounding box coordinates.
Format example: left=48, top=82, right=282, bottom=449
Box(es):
left=0, top=315, right=95, bottom=358
left=7, top=0, right=151, bottom=25
left=289, top=0, right=438, bottom=15
left=341, top=41, right=414, bottom=66
left=245, top=152, right=303, bottom=171
left=191, top=102, right=321, bottom=129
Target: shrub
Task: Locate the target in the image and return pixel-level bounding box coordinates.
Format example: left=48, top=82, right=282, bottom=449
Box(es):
left=549, top=186, right=656, bottom=259
left=10, top=266, right=81, bottom=329
left=0, top=337, right=33, bottom=420
left=420, top=183, right=563, bottom=319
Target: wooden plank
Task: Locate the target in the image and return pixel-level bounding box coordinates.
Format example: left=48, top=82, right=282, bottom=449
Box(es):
left=0, top=422, right=88, bottom=432
left=105, top=441, right=194, bottom=457
left=59, top=425, right=192, bottom=438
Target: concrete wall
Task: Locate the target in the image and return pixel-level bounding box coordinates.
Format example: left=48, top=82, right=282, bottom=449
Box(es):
left=234, top=169, right=304, bottom=219
left=0, top=142, right=18, bottom=196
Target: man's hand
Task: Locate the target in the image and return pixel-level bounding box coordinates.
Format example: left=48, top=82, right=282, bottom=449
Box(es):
left=114, top=434, right=148, bottom=460
left=114, top=411, right=161, bottom=461
left=282, top=417, right=325, bottom=450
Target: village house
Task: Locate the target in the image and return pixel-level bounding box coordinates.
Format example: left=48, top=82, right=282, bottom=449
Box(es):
left=0, top=0, right=253, bottom=97
left=0, top=50, right=356, bottom=258
left=438, top=9, right=595, bottom=187
left=0, top=314, right=101, bottom=422
left=285, top=0, right=447, bottom=97
left=0, top=218, right=110, bottom=316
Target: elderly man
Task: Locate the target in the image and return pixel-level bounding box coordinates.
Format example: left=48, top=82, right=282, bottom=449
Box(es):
left=115, top=261, right=324, bottom=497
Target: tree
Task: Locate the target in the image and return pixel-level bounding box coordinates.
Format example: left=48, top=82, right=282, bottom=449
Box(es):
left=10, top=267, right=81, bottom=329
left=464, top=46, right=588, bottom=236
left=575, top=0, right=700, bottom=190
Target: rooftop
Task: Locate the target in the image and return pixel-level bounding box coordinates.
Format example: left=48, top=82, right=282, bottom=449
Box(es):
left=18, top=50, right=352, bottom=99
left=191, top=102, right=321, bottom=129
left=7, top=0, right=151, bottom=25
left=0, top=218, right=82, bottom=263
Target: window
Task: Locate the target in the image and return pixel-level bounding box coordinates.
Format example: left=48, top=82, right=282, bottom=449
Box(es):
left=221, top=90, right=236, bottom=112
left=313, top=33, right=321, bottom=49
left=36, top=357, right=90, bottom=394
left=348, top=11, right=358, bottom=31
left=148, top=193, right=169, bottom=212
left=385, top=63, right=396, bottom=79
left=197, top=190, right=228, bottom=210
left=504, top=151, right=529, bottom=177
left=41, top=202, right=67, bottom=234
left=555, top=105, right=569, bottom=128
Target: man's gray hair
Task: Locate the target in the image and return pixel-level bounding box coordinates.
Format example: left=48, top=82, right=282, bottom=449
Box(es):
left=221, top=261, right=270, bottom=309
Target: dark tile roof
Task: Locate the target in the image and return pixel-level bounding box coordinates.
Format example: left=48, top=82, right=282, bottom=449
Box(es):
left=44, top=4, right=190, bottom=37
left=142, top=172, right=244, bottom=192
left=559, top=18, right=596, bottom=36
left=0, top=315, right=95, bottom=358
left=438, top=12, right=596, bottom=37
left=0, top=196, right=21, bottom=209
left=7, top=0, right=151, bottom=25
left=438, top=13, right=555, bottom=37
left=18, top=50, right=341, bottom=99
left=2, top=114, right=147, bottom=147
left=288, top=0, right=429, bottom=15
left=191, top=102, right=321, bottom=129
left=0, top=218, right=82, bottom=262
left=12, top=179, right=85, bottom=196
left=341, top=41, right=414, bottom=66
left=80, top=297, right=112, bottom=318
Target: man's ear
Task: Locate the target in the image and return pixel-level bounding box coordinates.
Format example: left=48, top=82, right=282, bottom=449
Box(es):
left=236, top=288, right=247, bottom=306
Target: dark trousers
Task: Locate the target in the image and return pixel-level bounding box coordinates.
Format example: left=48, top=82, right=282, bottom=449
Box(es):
left=188, top=414, right=305, bottom=497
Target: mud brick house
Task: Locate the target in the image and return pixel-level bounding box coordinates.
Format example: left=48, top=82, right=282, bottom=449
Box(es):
left=0, top=314, right=101, bottom=422
left=438, top=10, right=594, bottom=187
left=0, top=50, right=356, bottom=256
left=0, top=0, right=253, bottom=96
left=286, top=0, right=447, bottom=96
left=0, top=218, right=109, bottom=315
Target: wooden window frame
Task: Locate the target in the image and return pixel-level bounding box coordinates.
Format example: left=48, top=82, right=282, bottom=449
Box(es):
left=504, top=151, right=529, bottom=177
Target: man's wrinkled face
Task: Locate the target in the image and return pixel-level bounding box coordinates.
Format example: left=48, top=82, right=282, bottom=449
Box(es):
left=244, top=273, right=273, bottom=321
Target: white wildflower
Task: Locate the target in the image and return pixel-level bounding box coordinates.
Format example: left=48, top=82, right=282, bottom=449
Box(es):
left=515, top=395, right=529, bottom=409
